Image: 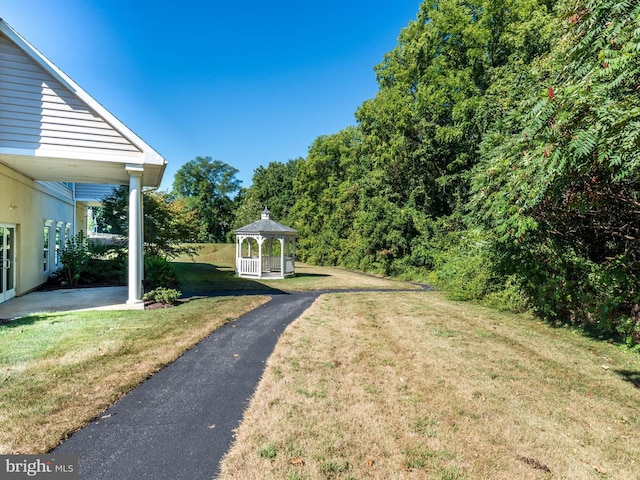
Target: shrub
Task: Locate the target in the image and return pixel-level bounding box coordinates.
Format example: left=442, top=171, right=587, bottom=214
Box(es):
left=144, top=255, right=177, bottom=290
left=60, top=232, right=90, bottom=287
left=143, top=287, right=181, bottom=305
left=427, top=226, right=529, bottom=313
left=83, top=243, right=127, bottom=285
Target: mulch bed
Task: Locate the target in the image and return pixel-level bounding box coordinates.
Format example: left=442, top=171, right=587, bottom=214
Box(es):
left=144, top=298, right=190, bottom=310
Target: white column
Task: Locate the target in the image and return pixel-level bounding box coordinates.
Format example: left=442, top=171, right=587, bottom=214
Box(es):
left=292, top=238, right=296, bottom=272
left=126, top=165, right=144, bottom=305
left=139, top=185, right=144, bottom=291
left=280, top=237, right=285, bottom=277
left=258, top=236, right=263, bottom=278
left=235, top=236, right=240, bottom=273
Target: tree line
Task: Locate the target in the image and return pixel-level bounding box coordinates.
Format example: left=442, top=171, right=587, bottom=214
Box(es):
left=241, top=0, right=640, bottom=346
left=99, top=0, right=640, bottom=346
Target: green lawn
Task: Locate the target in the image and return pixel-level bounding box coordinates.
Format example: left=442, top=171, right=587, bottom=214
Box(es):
left=173, top=243, right=421, bottom=293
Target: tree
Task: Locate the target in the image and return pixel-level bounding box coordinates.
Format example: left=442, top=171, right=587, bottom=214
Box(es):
left=231, top=189, right=263, bottom=233
left=290, top=0, right=558, bottom=277
left=98, top=186, right=198, bottom=258
left=172, top=156, right=242, bottom=242
left=291, top=128, right=363, bottom=265
left=470, top=0, right=640, bottom=342
left=233, top=158, right=301, bottom=231
left=250, top=159, right=301, bottom=222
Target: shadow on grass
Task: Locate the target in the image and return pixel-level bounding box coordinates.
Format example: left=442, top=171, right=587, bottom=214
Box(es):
left=0, top=314, right=51, bottom=330
left=289, top=273, right=330, bottom=279
left=615, top=369, right=640, bottom=389
left=173, top=262, right=288, bottom=296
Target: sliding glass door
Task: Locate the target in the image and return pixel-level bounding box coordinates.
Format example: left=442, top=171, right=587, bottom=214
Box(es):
left=0, top=224, right=16, bottom=303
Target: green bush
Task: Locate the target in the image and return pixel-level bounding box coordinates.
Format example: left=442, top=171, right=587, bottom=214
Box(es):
left=482, top=275, right=528, bottom=313
left=427, top=227, right=528, bottom=313
left=144, top=255, right=177, bottom=290
left=143, top=287, right=181, bottom=305
left=84, top=244, right=127, bottom=285
left=60, top=232, right=90, bottom=287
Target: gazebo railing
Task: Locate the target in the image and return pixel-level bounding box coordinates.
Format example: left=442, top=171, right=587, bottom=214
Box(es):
left=262, top=255, right=281, bottom=272
left=285, top=258, right=295, bottom=274
left=262, top=255, right=295, bottom=274
left=237, top=256, right=295, bottom=277
left=237, top=257, right=260, bottom=276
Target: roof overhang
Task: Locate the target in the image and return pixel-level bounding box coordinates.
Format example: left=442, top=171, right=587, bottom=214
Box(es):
left=235, top=230, right=298, bottom=237
left=0, top=20, right=168, bottom=188
left=0, top=151, right=166, bottom=187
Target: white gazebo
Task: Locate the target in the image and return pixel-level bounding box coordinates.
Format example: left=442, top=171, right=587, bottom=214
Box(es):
left=234, top=208, right=297, bottom=279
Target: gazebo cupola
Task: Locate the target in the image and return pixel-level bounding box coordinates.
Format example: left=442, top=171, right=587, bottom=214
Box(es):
left=234, top=208, right=297, bottom=279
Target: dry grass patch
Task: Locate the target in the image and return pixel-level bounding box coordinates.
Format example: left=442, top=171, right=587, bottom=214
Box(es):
left=220, top=291, right=640, bottom=479
left=0, top=295, right=267, bottom=454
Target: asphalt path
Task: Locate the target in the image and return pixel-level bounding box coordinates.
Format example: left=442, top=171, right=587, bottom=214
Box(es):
left=53, top=291, right=321, bottom=480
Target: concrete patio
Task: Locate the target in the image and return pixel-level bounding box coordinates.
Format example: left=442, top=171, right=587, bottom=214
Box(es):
left=0, top=286, right=143, bottom=319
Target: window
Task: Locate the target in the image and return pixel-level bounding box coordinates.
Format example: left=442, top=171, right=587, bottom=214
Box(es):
left=42, top=220, right=53, bottom=272
left=55, top=222, right=63, bottom=267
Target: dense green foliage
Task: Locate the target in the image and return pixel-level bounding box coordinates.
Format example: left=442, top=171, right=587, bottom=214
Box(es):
left=471, top=0, right=640, bottom=343
left=144, top=255, right=178, bottom=290
left=232, top=158, right=301, bottom=231
left=233, top=0, right=640, bottom=344
left=287, top=0, right=559, bottom=276
left=172, top=156, right=242, bottom=242
left=97, top=186, right=198, bottom=258
left=55, top=233, right=127, bottom=287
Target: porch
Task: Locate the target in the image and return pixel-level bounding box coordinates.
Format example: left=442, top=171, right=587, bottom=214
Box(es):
left=0, top=286, right=142, bottom=320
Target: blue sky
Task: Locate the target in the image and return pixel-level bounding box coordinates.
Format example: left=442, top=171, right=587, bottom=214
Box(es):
left=1, top=0, right=421, bottom=190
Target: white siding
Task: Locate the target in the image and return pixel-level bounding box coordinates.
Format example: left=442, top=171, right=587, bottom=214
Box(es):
left=74, top=183, right=118, bottom=202
left=0, top=33, right=141, bottom=155
left=36, top=181, right=74, bottom=202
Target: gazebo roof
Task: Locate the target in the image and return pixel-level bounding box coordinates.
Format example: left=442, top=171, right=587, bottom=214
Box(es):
left=234, top=208, right=297, bottom=236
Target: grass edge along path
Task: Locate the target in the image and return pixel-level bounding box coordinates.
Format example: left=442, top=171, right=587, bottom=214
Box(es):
left=220, top=291, right=640, bottom=480
left=0, top=295, right=268, bottom=454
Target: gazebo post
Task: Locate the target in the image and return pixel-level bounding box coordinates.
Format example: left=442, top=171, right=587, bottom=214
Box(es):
left=235, top=235, right=240, bottom=274
left=266, top=237, right=271, bottom=272
left=292, top=238, right=296, bottom=272
left=258, top=236, right=263, bottom=279
left=270, top=237, right=274, bottom=272
left=280, top=237, right=285, bottom=277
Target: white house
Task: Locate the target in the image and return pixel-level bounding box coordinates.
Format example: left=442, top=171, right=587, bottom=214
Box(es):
left=0, top=19, right=167, bottom=305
